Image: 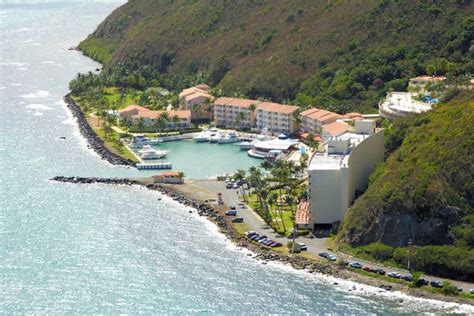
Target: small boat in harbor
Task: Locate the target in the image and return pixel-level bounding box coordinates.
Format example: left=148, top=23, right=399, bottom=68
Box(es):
left=218, top=131, right=240, bottom=144
left=237, top=140, right=254, bottom=150
left=209, top=133, right=223, bottom=143
left=193, top=131, right=211, bottom=142
left=138, top=145, right=167, bottom=160
left=129, top=135, right=162, bottom=147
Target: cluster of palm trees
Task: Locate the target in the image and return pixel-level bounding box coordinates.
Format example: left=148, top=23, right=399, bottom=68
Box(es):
left=234, top=159, right=308, bottom=235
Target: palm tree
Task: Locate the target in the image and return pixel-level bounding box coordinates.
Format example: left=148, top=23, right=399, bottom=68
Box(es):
left=171, top=114, right=180, bottom=130
left=136, top=118, right=146, bottom=132
left=236, top=112, right=245, bottom=129
left=159, top=111, right=170, bottom=134
left=234, top=169, right=247, bottom=202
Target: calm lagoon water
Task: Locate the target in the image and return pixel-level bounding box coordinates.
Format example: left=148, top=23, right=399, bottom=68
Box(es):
left=0, top=1, right=471, bottom=314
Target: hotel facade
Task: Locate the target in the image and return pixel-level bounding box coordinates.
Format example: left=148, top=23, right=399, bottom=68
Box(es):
left=213, top=97, right=260, bottom=129
left=256, top=102, right=299, bottom=135
left=307, top=120, right=384, bottom=226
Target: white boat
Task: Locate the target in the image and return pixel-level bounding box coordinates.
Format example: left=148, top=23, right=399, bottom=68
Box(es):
left=129, top=135, right=162, bottom=147
left=209, top=133, right=223, bottom=143
left=138, top=145, right=168, bottom=160
left=218, top=131, right=240, bottom=144
left=193, top=131, right=211, bottom=142
left=238, top=141, right=254, bottom=150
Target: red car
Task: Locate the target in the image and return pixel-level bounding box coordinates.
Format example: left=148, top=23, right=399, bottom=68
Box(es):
left=362, top=266, right=375, bottom=273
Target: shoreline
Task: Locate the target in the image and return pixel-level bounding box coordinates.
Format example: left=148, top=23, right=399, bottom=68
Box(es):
left=50, top=176, right=474, bottom=308
left=63, top=93, right=135, bottom=167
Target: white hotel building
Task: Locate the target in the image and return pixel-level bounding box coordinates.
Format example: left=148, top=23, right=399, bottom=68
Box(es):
left=256, top=102, right=299, bottom=135
left=307, top=120, right=384, bottom=226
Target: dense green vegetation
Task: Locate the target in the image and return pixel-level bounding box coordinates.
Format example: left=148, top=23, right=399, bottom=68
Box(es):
left=337, top=92, right=474, bottom=281
left=79, top=0, right=473, bottom=112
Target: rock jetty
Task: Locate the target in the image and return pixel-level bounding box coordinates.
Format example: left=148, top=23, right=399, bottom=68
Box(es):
left=63, top=94, right=135, bottom=167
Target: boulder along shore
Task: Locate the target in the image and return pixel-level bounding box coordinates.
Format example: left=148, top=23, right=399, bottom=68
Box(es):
left=63, top=94, right=135, bottom=166
left=50, top=176, right=474, bottom=307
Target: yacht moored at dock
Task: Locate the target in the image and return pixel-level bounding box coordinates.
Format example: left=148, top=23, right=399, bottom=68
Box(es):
left=129, top=135, right=162, bottom=148
left=218, top=131, right=240, bottom=144
left=137, top=145, right=168, bottom=160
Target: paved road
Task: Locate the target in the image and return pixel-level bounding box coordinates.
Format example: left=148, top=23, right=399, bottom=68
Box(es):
left=194, top=180, right=474, bottom=292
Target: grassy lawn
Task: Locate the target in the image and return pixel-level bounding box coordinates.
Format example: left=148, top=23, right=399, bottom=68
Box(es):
left=247, top=191, right=296, bottom=235
left=88, top=117, right=140, bottom=163
left=102, top=87, right=141, bottom=109
left=232, top=222, right=251, bottom=236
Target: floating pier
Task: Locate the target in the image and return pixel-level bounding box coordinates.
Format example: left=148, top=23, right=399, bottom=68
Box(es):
left=136, top=162, right=172, bottom=170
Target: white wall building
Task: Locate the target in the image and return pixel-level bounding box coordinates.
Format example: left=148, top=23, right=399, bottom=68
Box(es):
left=300, top=108, right=341, bottom=135
left=256, top=102, right=299, bottom=135
left=307, top=120, right=384, bottom=225
left=214, top=97, right=260, bottom=129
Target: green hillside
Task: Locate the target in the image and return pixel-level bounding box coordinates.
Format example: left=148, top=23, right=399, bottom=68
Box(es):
left=337, top=91, right=474, bottom=280
left=79, top=0, right=473, bottom=112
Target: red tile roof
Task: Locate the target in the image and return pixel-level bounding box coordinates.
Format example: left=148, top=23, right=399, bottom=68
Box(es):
left=257, top=102, right=299, bottom=114
left=322, top=121, right=354, bottom=137
left=214, top=97, right=261, bottom=109
left=118, top=105, right=150, bottom=114
left=296, top=201, right=310, bottom=225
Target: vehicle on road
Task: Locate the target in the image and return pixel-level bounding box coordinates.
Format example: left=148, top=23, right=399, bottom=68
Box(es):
left=231, top=217, right=244, bottom=223
left=230, top=205, right=236, bottom=210
left=245, top=231, right=257, bottom=237
left=327, top=255, right=337, bottom=261
left=272, top=242, right=283, bottom=247
left=430, top=280, right=443, bottom=288
left=417, top=278, right=429, bottom=286
left=374, top=268, right=386, bottom=275
left=318, top=252, right=329, bottom=258
left=225, top=210, right=237, bottom=216
left=470, top=289, right=474, bottom=294
left=401, top=275, right=413, bottom=282
left=388, top=272, right=401, bottom=279
left=350, top=262, right=363, bottom=269
left=297, top=243, right=308, bottom=251
left=226, top=183, right=233, bottom=189
left=362, top=266, right=375, bottom=273
left=232, top=183, right=239, bottom=189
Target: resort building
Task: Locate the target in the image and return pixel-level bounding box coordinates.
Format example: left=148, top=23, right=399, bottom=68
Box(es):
left=379, top=92, right=432, bottom=119
left=179, top=84, right=213, bottom=121
left=300, top=108, right=341, bottom=135
left=248, top=134, right=298, bottom=160
left=408, top=75, right=446, bottom=93
left=119, top=105, right=191, bottom=129
left=256, top=102, right=299, bottom=135
left=214, top=97, right=261, bottom=129
left=321, top=121, right=354, bottom=139
left=307, top=120, right=384, bottom=226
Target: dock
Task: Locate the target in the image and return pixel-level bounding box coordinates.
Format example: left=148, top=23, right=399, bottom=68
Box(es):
left=136, top=162, right=172, bottom=170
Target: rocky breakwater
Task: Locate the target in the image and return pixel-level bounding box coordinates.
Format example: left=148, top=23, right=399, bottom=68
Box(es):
left=64, top=94, right=135, bottom=166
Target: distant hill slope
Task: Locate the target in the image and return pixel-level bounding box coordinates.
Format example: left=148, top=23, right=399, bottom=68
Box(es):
left=337, top=91, right=474, bottom=249
left=79, top=0, right=473, bottom=112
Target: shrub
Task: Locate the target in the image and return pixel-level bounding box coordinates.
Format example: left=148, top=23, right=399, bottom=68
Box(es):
left=362, top=242, right=394, bottom=260
left=442, top=282, right=460, bottom=296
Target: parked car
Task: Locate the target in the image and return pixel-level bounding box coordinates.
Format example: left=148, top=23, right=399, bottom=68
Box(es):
left=263, top=240, right=274, bottom=246
left=297, top=243, right=308, bottom=251
left=231, top=217, right=244, bottom=223
left=230, top=205, right=236, bottom=210
left=232, top=183, right=239, bottom=189
left=327, top=255, right=337, bottom=261
left=250, top=235, right=260, bottom=241
left=226, top=183, right=233, bottom=189
left=268, top=241, right=278, bottom=247
left=401, top=275, right=413, bottom=282
left=255, top=236, right=267, bottom=242
left=374, top=268, right=386, bottom=275
left=430, top=281, right=443, bottom=288
left=245, top=231, right=257, bottom=237
left=350, top=262, right=363, bottom=269
left=362, top=266, right=375, bottom=273
left=272, top=242, right=283, bottom=247
left=469, top=289, right=474, bottom=294
left=417, top=278, right=429, bottom=286
left=388, top=272, right=401, bottom=279
left=225, top=210, right=237, bottom=216
left=318, top=252, right=329, bottom=258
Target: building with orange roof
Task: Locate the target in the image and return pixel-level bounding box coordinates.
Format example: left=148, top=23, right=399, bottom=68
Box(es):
left=179, top=85, right=214, bottom=121
left=127, top=108, right=191, bottom=130
left=152, top=171, right=184, bottom=184
left=321, top=121, right=354, bottom=139
left=300, top=107, right=341, bottom=135
left=409, top=75, right=447, bottom=92
left=213, top=97, right=261, bottom=129
left=256, top=102, right=299, bottom=134
left=118, top=105, right=151, bottom=118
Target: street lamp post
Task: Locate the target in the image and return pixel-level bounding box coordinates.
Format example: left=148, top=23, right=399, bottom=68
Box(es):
left=407, top=239, right=413, bottom=271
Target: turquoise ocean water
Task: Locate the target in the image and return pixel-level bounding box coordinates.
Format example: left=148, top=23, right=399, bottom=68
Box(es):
left=0, top=1, right=470, bottom=314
